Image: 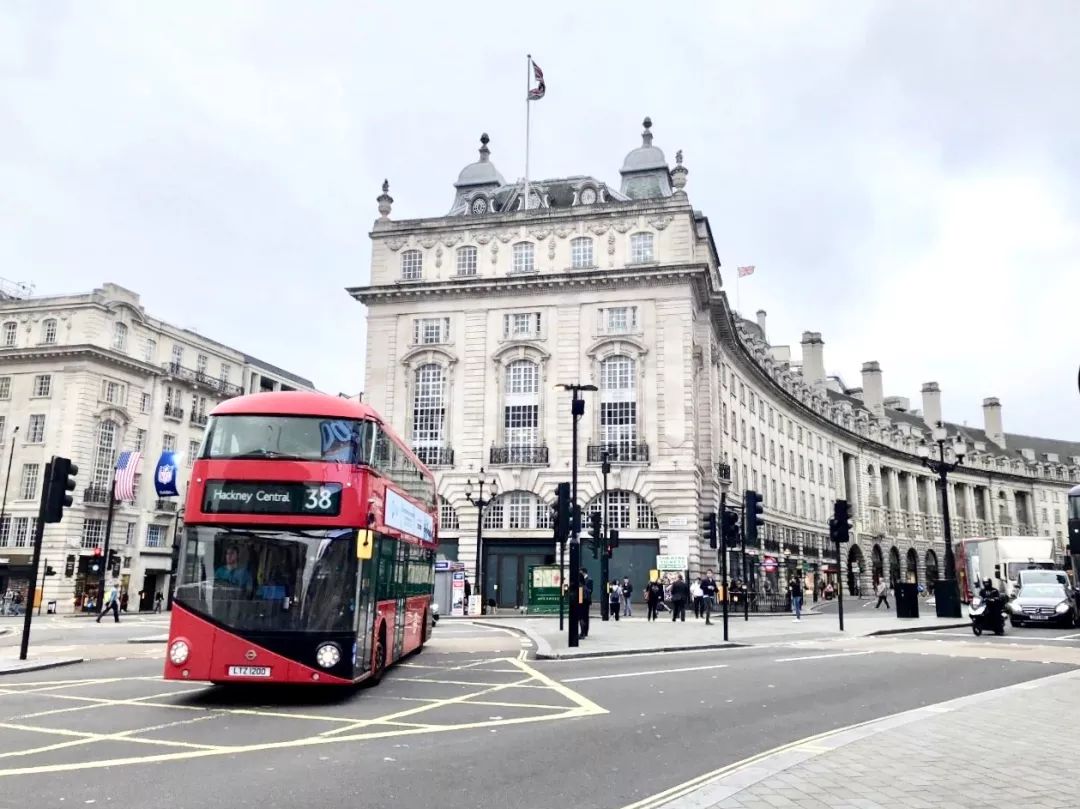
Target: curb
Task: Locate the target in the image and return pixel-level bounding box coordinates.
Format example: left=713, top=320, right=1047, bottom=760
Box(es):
left=867, top=622, right=969, bottom=636
left=535, top=641, right=750, bottom=661
left=127, top=636, right=168, bottom=644
left=0, top=657, right=84, bottom=676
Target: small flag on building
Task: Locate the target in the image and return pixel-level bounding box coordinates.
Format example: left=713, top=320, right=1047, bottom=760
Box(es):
left=114, top=450, right=142, bottom=501
left=154, top=451, right=180, bottom=497
left=527, top=59, right=546, bottom=100
left=737, top=265, right=756, bottom=278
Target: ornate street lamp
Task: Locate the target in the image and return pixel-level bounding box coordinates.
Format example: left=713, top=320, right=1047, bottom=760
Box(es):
left=464, top=469, right=498, bottom=611
left=917, top=421, right=967, bottom=618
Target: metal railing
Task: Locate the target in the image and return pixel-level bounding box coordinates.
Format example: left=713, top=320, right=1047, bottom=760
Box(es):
left=190, top=412, right=208, bottom=427
left=163, top=403, right=184, bottom=421
left=489, top=445, right=549, bottom=465
left=83, top=486, right=110, bottom=505
left=722, top=590, right=791, bottom=613
left=412, top=446, right=454, bottom=468
left=587, top=443, right=649, bottom=463
left=162, top=362, right=244, bottom=398
left=155, top=499, right=178, bottom=512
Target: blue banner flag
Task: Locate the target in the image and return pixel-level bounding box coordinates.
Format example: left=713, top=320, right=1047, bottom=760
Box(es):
left=154, top=451, right=181, bottom=497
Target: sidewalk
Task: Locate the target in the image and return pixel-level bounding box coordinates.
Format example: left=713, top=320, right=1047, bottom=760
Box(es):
left=653, top=667, right=1080, bottom=809
left=477, top=611, right=968, bottom=659
left=0, top=656, right=84, bottom=675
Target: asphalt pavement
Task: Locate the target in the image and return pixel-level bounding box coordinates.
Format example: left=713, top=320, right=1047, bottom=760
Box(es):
left=0, top=620, right=1075, bottom=809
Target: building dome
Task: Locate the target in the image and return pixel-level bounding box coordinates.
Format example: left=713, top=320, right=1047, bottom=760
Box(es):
left=619, top=117, right=672, bottom=200
left=620, top=117, right=668, bottom=173
left=454, top=133, right=506, bottom=189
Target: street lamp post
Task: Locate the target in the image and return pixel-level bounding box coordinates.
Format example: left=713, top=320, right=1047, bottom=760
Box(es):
left=917, top=421, right=967, bottom=618
left=464, top=469, right=498, bottom=614
left=0, top=426, right=20, bottom=538
left=600, top=450, right=611, bottom=622
left=717, top=462, right=731, bottom=641
left=559, top=383, right=597, bottom=647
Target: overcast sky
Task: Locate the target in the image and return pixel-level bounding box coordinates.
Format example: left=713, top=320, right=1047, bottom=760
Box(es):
left=4, top=2, right=1078, bottom=439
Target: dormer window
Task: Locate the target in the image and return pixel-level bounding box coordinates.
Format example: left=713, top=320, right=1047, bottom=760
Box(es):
left=629, top=232, right=654, bottom=263
left=401, top=249, right=423, bottom=281
left=512, top=242, right=535, bottom=274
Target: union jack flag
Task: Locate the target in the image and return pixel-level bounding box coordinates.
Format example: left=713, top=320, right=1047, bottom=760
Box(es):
left=527, top=59, right=546, bottom=101
left=737, top=265, right=756, bottom=278
left=114, top=450, right=142, bottom=502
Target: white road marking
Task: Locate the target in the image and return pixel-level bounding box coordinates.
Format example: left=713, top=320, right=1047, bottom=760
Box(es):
left=774, top=651, right=875, bottom=662
left=562, top=663, right=729, bottom=683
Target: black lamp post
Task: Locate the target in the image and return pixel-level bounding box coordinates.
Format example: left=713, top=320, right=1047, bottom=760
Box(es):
left=917, top=421, right=967, bottom=618
left=559, top=383, right=597, bottom=647
left=0, top=426, right=19, bottom=538
left=464, top=469, right=498, bottom=613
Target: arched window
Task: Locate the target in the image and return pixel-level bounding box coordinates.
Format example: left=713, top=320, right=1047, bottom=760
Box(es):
left=504, top=359, right=540, bottom=461
left=439, top=496, right=459, bottom=531
left=481, top=490, right=550, bottom=530
left=92, top=420, right=118, bottom=489
left=2, top=321, right=16, bottom=347
left=113, top=322, right=128, bottom=351
left=598, top=355, right=640, bottom=461
left=401, top=249, right=423, bottom=281
left=584, top=490, right=658, bottom=531
left=512, top=242, right=535, bottom=274
left=41, top=319, right=57, bottom=345
left=570, top=237, right=593, bottom=268
left=411, top=364, right=446, bottom=465
left=456, top=245, right=477, bottom=276
left=629, top=232, right=654, bottom=263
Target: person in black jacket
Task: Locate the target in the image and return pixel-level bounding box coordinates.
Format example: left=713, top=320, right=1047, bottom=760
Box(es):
left=646, top=578, right=664, bottom=621
left=700, top=570, right=718, bottom=625
left=670, top=574, right=689, bottom=622
left=579, top=568, right=593, bottom=638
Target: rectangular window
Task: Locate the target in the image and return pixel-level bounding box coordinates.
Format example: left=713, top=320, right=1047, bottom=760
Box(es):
left=146, top=524, right=166, bottom=548
left=629, top=232, right=654, bottom=263
left=750, top=393, right=756, bottom=414
left=101, top=379, right=125, bottom=405
left=512, top=242, right=535, bottom=274
left=143, top=337, right=156, bottom=362
left=135, top=428, right=147, bottom=452
left=162, top=433, right=176, bottom=452
left=81, top=519, right=105, bottom=550
left=0, top=377, right=9, bottom=399
left=3, top=321, right=17, bottom=346
left=171, top=344, right=184, bottom=367
left=770, top=441, right=776, bottom=464
left=27, top=414, right=46, bottom=443
left=751, top=427, right=757, bottom=454
left=808, top=462, right=815, bottom=483
left=779, top=447, right=786, bottom=470
left=20, top=464, right=39, bottom=500
left=508, top=492, right=532, bottom=530
left=600, top=401, right=637, bottom=451
left=600, top=306, right=638, bottom=335
left=0, top=515, right=8, bottom=547
left=196, top=354, right=209, bottom=375
left=32, top=375, right=51, bottom=397
left=42, top=320, right=57, bottom=344
left=220, top=363, right=231, bottom=383
left=504, top=405, right=539, bottom=450
left=141, top=392, right=152, bottom=414
left=12, top=517, right=30, bottom=547
left=722, top=403, right=729, bottom=433
left=401, top=250, right=423, bottom=280
left=188, top=440, right=200, bottom=467
left=571, top=237, right=594, bottom=268
left=740, top=419, right=747, bottom=447
left=503, top=312, right=541, bottom=339
left=456, top=246, right=477, bottom=276
left=413, top=317, right=450, bottom=345
left=0, top=416, right=5, bottom=440
left=125, top=522, right=136, bottom=546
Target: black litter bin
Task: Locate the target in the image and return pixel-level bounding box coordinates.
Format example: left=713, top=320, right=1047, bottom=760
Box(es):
left=895, top=583, right=920, bottom=618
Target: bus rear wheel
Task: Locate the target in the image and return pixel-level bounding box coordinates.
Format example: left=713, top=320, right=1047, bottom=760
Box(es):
left=419, top=610, right=429, bottom=651
left=370, top=628, right=387, bottom=685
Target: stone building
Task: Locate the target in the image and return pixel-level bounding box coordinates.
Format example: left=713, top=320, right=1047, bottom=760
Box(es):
left=350, top=120, right=1080, bottom=609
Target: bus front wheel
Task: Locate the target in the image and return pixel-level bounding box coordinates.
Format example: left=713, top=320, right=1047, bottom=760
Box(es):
left=371, top=627, right=387, bottom=684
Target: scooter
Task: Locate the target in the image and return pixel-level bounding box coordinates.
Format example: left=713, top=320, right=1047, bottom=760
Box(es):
left=969, top=594, right=1006, bottom=636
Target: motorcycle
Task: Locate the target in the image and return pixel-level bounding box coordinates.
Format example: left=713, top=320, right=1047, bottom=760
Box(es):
left=969, top=593, right=1006, bottom=636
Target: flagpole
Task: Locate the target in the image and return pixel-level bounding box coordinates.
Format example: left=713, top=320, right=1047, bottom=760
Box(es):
left=100, top=470, right=117, bottom=602
left=524, top=54, right=531, bottom=211
left=737, top=272, right=741, bottom=314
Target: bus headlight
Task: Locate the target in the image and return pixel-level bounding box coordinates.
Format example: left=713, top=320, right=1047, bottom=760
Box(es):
left=315, top=642, right=341, bottom=668
left=169, top=639, right=190, bottom=666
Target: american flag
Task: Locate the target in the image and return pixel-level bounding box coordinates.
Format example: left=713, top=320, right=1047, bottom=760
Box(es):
left=113, top=450, right=142, bottom=501
left=527, top=59, right=546, bottom=101
left=737, top=265, right=756, bottom=278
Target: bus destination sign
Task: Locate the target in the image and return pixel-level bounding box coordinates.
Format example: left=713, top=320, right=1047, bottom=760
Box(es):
left=202, top=481, right=343, bottom=516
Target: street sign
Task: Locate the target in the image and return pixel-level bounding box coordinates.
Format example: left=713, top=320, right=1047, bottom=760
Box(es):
left=656, top=554, right=687, bottom=571
left=763, top=556, right=778, bottom=573
left=668, top=517, right=688, bottom=527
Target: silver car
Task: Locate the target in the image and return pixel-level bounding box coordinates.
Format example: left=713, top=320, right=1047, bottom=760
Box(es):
left=1007, top=582, right=1079, bottom=628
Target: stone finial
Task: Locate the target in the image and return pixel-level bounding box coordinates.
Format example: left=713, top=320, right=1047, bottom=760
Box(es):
left=376, top=178, right=393, bottom=220
left=671, top=147, right=688, bottom=194
left=479, top=132, right=491, bottom=162
left=642, top=116, right=653, bottom=146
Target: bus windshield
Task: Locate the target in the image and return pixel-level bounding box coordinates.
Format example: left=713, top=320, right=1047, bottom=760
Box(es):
left=201, top=415, right=373, bottom=463
left=174, top=526, right=358, bottom=633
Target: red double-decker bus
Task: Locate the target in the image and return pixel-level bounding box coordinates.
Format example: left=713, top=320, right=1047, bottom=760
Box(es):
left=164, top=391, right=438, bottom=686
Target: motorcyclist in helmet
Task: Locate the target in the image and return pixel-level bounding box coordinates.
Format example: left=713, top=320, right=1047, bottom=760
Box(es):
left=979, top=578, right=1000, bottom=600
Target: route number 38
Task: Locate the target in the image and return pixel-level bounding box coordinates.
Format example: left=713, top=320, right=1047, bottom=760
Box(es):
left=304, top=487, right=335, bottom=512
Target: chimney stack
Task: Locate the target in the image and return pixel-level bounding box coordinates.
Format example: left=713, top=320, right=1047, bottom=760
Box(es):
left=983, top=397, right=1005, bottom=448
left=800, top=331, right=826, bottom=387
left=756, top=310, right=767, bottom=340
left=861, top=361, right=884, bottom=417
left=920, top=382, right=942, bottom=428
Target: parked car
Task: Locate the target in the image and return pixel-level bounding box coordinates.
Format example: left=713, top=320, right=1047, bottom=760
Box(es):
left=1007, top=582, right=1079, bottom=628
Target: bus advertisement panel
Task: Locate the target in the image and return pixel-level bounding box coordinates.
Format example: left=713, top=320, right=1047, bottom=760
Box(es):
left=164, top=391, right=438, bottom=686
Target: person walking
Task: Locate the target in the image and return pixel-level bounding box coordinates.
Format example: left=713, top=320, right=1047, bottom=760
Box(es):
left=789, top=576, right=804, bottom=622
left=875, top=579, right=890, bottom=609
left=621, top=577, right=633, bottom=617
left=646, top=578, right=663, bottom=621
left=608, top=581, right=621, bottom=622
left=96, top=582, right=120, bottom=623
left=154, top=592, right=164, bottom=613
left=579, top=568, right=593, bottom=639
left=700, top=570, right=718, bottom=625
left=691, top=578, right=704, bottom=619
left=670, top=574, right=689, bottom=622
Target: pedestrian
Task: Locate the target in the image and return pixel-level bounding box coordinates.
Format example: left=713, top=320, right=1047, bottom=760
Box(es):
left=579, top=568, right=593, bottom=639
left=670, top=574, right=689, bottom=622
left=120, top=591, right=129, bottom=613
left=608, top=581, right=621, bottom=622
left=691, top=578, right=704, bottom=619
left=789, top=577, right=804, bottom=621
left=700, top=569, right=718, bottom=625
left=154, top=592, right=164, bottom=613
left=96, top=582, right=120, bottom=623
left=875, top=579, right=890, bottom=609
left=646, top=578, right=663, bottom=621
left=621, top=577, right=633, bottom=617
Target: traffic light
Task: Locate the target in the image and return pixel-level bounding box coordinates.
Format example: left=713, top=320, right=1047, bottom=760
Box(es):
left=44, top=565, right=57, bottom=577
left=106, top=549, right=121, bottom=576
left=743, top=490, right=764, bottom=545
left=588, top=511, right=602, bottom=559
left=43, top=456, right=79, bottom=524
left=608, top=528, right=619, bottom=548
left=830, top=499, right=852, bottom=543
left=704, top=513, right=718, bottom=549
left=555, top=482, right=571, bottom=544
left=721, top=509, right=740, bottom=545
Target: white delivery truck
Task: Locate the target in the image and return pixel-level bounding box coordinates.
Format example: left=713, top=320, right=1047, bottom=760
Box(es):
left=955, top=536, right=1056, bottom=601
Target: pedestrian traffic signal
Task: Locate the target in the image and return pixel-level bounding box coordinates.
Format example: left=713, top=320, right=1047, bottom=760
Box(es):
left=704, top=512, right=718, bottom=549
left=555, top=482, right=571, bottom=544
left=43, top=456, right=79, bottom=524
left=830, top=499, right=852, bottom=543
left=743, top=490, right=764, bottom=545
left=721, top=509, right=739, bottom=545
left=609, top=528, right=619, bottom=548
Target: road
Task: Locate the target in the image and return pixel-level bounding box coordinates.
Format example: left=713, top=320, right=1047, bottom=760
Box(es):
left=0, top=619, right=1076, bottom=809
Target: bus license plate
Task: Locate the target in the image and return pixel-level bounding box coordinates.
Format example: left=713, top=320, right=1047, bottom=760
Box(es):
left=227, top=665, right=272, bottom=678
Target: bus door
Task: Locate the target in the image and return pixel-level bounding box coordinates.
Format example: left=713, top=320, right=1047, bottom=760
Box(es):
left=356, top=531, right=377, bottom=675
left=392, top=541, right=407, bottom=661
